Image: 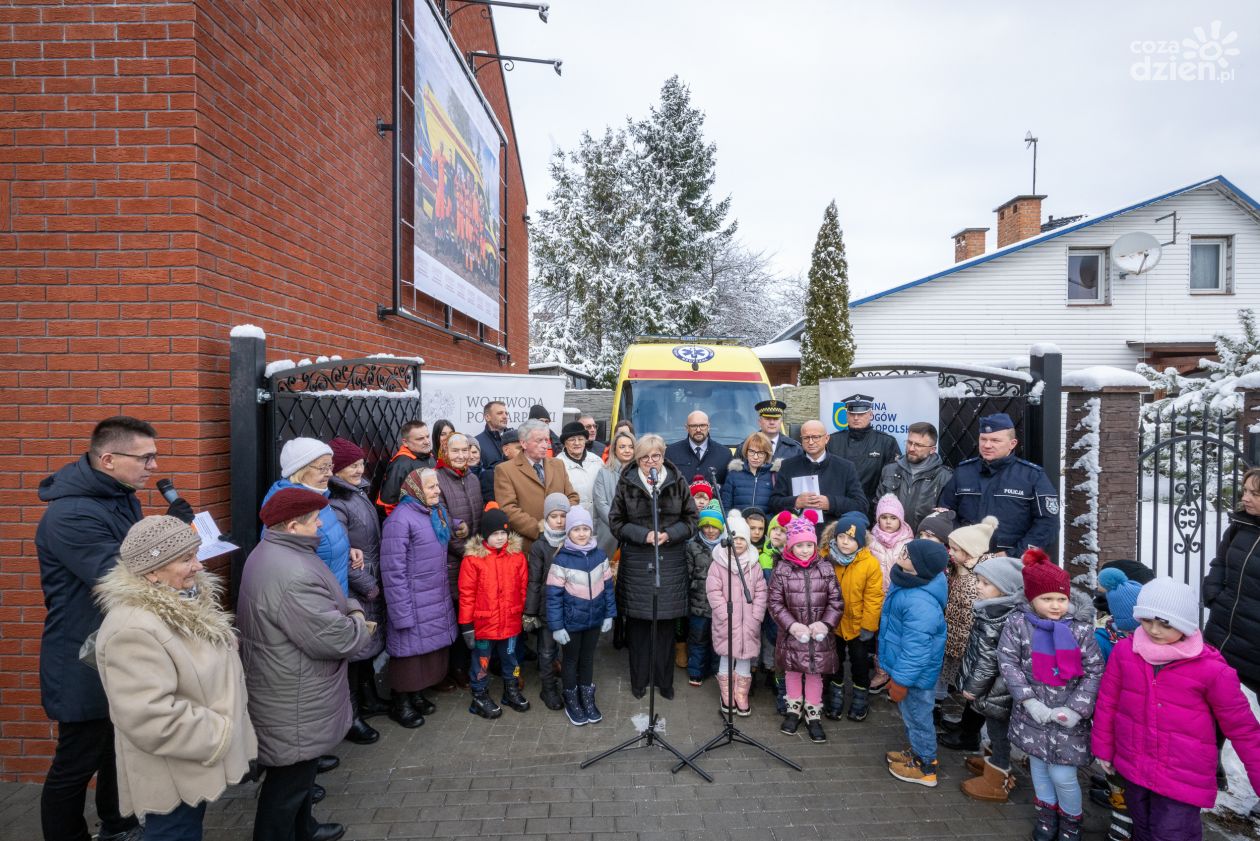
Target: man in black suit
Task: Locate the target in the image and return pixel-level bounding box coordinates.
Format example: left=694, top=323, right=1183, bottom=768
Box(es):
left=476, top=400, right=509, bottom=469
left=664, top=410, right=730, bottom=488
left=770, top=419, right=867, bottom=525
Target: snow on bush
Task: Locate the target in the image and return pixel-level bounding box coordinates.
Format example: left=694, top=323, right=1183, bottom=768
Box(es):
left=1069, top=397, right=1101, bottom=586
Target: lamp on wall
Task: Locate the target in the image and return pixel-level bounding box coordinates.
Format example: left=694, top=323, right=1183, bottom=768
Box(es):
left=446, top=1, right=550, bottom=24
left=467, top=51, right=562, bottom=76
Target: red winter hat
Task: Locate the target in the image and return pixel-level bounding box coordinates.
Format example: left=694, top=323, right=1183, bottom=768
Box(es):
left=329, top=437, right=365, bottom=474
left=260, top=487, right=328, bottom=527
left=1021, top=547, right=1069, bottom=601
left=689, top=475, right=713, bottom=498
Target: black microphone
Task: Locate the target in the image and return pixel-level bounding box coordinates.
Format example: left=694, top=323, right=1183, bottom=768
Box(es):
left=648, top=467, right=658, bottom=485
left=156, top=478, right=179, bottom=505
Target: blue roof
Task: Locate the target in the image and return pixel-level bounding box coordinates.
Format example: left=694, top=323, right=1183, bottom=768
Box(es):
left=773, top=175, right=1260, bottom=343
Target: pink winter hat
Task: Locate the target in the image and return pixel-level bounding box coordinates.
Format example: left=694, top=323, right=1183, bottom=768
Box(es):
left=875, top=493, right=906, bottom=522
left=785, top=516, right=818, bottom=555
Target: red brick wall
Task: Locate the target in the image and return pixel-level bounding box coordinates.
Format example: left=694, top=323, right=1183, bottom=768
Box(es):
left=1, top=0, right=528, bottom=781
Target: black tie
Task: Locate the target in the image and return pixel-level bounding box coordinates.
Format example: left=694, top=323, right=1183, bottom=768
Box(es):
left=694, top=445, right=703, bottom=462
left=534, top=461, right=545, bottom=485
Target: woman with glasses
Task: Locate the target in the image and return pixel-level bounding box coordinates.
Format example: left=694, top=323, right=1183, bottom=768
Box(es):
left=609, top=434, right=699, bottom=698
left=721, top=432, right=780, bottom=513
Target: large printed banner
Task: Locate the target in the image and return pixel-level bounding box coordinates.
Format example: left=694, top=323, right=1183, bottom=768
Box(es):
left=411, top=3, right=502, bottom=329
left=420, top=371, right=566, bottom=437
left=818, top=374, right=939, bottom=451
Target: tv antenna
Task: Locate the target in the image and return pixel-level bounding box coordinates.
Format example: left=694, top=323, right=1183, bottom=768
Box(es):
left=1024, top=131, right=1039, bottom=194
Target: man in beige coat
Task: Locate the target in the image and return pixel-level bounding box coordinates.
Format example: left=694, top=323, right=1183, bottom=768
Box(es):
left=494, top=419, right=579, bottom=555
left=238, top=488, right=371, bottom=841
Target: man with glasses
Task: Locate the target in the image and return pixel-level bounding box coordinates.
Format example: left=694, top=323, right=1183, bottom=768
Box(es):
left=755, top=399, right=802, bottom=462
left=664, top=411, right=730, bottom=488
left=770, top=420, right=867, bottom=525
left=578, top=414, right=605, bottom=458
left=876, top=421, right=954, bottom=532
left=826, top=393, right=901, bottom=518
left=36, top=416, right=192, bottom=841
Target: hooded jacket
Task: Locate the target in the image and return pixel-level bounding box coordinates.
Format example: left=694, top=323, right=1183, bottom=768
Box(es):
left=876, top=453, right=954, bottom=532
left=36, top=454, right=144, bottom=722
left=831, top=546, right=884, bottom=641
left=95, top=568, right=256, bottom=817
left=878, top=573, right=948, bottom=690
left=706, top=543, right=768, bottom=660
left=545, top=541, right=616, bottom=633
left=768, top=554, right=843, bottom=674
left=957, top=594, right=1021, bottom=718
left=458, top=534, right=528, bottom=641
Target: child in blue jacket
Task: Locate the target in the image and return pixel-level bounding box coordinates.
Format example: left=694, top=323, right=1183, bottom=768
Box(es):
left=880, top=538, right=950, bottom=788
left=545, top=507, right=616, bottom=727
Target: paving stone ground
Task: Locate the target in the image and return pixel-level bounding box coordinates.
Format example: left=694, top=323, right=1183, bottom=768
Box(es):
left=0, top=640, right=1250, bottom=840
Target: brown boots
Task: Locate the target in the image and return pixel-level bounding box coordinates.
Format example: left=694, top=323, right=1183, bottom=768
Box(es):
left=675, top=641, right=687, bottom=669
left=960, top=757, right=1017, bottom=802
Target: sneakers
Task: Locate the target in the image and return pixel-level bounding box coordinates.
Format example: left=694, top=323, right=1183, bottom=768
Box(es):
left=579, top=684, right=602, bottom=723
left=886, top=748, right=913, bottom=765
left=468, top=690, right=502, bottom=719
left=562, top=688, right=588, bottom=725
left=869, top=667, right=891, bottom=694
left=780, top=698, right=803, bottom=735
left=888, top=754, right=939, bottom=787
left=688, top=676, right=704, bottom=687
left=803, top=703, right=825, bottom=743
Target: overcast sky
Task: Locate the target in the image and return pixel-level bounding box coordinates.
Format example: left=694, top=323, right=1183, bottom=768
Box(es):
left=492, top=1, right=1259, bottom=300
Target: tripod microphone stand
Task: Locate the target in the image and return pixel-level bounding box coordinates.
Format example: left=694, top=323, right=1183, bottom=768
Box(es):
left=672, top=467, right=801, bottom=774
left=582, top=465, right=712, bottom=782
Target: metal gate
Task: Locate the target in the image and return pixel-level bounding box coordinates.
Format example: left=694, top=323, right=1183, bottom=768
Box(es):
left=229, top=333, right=423, bottom=602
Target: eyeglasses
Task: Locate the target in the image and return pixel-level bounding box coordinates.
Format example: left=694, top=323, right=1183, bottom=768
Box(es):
left=800, top=435, right=825, bottom=442
left=637, top=452, right=664, bottom=462
left=309, top=462, right=334, bottom=474
left=111, top=452, right=158, bottom=466
left=687, top=423, right=710, bottom=429
left=747, top=450, right=770, bottom=458
left=905, top=440, right=935, bottom=450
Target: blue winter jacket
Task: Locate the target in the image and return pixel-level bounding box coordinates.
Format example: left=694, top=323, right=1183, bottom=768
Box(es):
left=545, top=543, right=617, bottom=633
left=878, top=572, right=948, bottom=689
left=263, top=479, right=350, bottom=596
left=719, top=458, right=778, bottom=513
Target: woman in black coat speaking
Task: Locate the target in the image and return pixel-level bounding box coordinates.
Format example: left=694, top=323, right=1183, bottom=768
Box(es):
left=609, top=433, right=698, bottom=698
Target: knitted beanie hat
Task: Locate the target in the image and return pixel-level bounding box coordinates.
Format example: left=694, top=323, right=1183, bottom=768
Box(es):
left=741, top=506, right=766, bottom=526
left=1021, top=547, right=1069, bottom=600
left=479, top=508, right=510, bottom=540
left=329, top=437, right=365, bottom=474
left=916, top=509, right=955, bottom=543
left=119, top=515, right=202, bottom=576
left=543, top=492, right=572, bottom=520
left=875, top=493, right=906, bottom=523
left=1097, top=566, right=1129, bottom=591
left=280, top=437, right=333, bottom=479
left=949, top=515, right=999, bottom=560
left=785, top=517, right=817, bottom=554
left=564, top=506, right=593, bottom=533
left=698, top=501, right=725, bottom=532
left=905, top=538, right=950, bottom=580
left=726, top=512, right=751, bottom=544
left=690, top=475, right=714, bottom=498
left=1133, top=577, right=1200, bottom=636
left=973, top=554, right=1024, bottom=596
left=259, top=487, right=328, bottom=527
left=768, top=510, right=792, bottom=536
left=528, top=404, right=551, bottom=422
left=1107, top=580, right=1142, bottom=632
left=833, top=511, right=869, bottom=547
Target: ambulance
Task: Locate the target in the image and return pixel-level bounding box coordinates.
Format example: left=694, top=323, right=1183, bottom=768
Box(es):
left=611, top=338, right=774, bottom=446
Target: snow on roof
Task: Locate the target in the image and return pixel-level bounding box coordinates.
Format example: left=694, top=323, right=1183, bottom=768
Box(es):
left=1062, top=366, right=1150, bottom=390
left=770, top=175, right=1260, bottom=343
left=752, top=339, right=801, bottom=360
left=230, top=324, right=266, bottom=339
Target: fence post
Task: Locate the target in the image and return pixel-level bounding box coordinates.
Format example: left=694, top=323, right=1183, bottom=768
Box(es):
left=1241, top=387, right=1260, bottom=467
left=229, top=334, right=267, bottom=605
left=1028, top=348, right=1062, bottom=490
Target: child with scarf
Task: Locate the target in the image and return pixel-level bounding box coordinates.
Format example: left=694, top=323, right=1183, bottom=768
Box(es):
left=868, top=494, right=914, bottom=693
left=769, top=516, right=842, bottom=743
left=1093, top=578, right=1260, bottom=841
left=706, top=511, right=767, bottom=715
left=545, top=507, right=616, bottom=726
left=523, top=493, right=572, bottom=712
left=997, top=549, right=1104, bottom=841
left=937, top=516, right=998, bottom=751
left=760, top=510, right=792, bottom=712
left=821, top=512, right=882, bottom=722
left=882, top=540, right=950, bottom=787
left=684, top=502, right=724, bottom=686
left=956, top=554, right=1024, bottom=803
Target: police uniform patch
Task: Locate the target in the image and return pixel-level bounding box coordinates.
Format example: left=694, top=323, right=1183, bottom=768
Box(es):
left=1045, top=497, right=1059, bottom=515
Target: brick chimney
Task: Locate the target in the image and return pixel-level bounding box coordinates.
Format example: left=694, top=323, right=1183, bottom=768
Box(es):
left=994, top=194, right=1046, bottom=248
left=952, top=227, right=988, bottom=263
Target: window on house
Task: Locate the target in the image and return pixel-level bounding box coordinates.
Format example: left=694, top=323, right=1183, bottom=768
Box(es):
left=1190, top=236, right=1232, bottom=292
left=1068, top=249, right=1108, bottom=304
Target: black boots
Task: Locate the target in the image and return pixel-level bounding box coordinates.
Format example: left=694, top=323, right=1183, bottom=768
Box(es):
left=1031, top=799, right=1059, bottom=841
left=353, top=661, right=390, bottom=717
left=847, top=686, right=869, bottom=721
left=390, top=690, right=425, bottom=729
left=501, top=678, right=531, bottom=712
left=562, top=688, right=588, bottom=725
left=780, top=698, right=802, bottom=735
left=822, top=680, right=845, bottom=720
left=345, top=687, right=379, bottom=745
left=539, top=668, right=564, bottom=711
left=411, top=691, right=436, bottom=716
left=469, top=690, right=502, bottom=719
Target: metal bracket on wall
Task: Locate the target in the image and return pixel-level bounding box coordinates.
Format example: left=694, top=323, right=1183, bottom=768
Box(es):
left=376, top=118, right=394, bottom=137
left=1155, top=211, right=1178, bottom=246
left=256, top=388, right=272, bottom=404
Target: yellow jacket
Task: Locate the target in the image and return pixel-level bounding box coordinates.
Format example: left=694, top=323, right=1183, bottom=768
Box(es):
left=832, top=547, right=884, bottom=641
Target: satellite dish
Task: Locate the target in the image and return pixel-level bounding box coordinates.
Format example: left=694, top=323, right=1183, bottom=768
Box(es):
left=1112, top=231, right=1163, bottom=276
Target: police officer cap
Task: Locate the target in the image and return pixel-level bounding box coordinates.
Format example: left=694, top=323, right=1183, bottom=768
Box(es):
left=979, top=413, right=1015, bottom=434
left=841, top=394, right=875, bottom=414
left=755, top=399, right=788, bottom=418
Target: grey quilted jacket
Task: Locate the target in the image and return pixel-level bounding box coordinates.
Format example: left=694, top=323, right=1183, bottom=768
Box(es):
left=957, top=595, right=1019, bottom=719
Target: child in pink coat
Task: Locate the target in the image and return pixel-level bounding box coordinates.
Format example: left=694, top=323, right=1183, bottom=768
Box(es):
left=707, top=511, right=768, bottom=716
left=867, top=494, right=914, bottom=591
left=1093, top=578, right=1260, bottom=841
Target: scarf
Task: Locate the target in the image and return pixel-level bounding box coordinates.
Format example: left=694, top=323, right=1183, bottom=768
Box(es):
left=785, top=548, right=816, bottom=569
left=1132, top=626, right=1204, bottom=665
left=973, top=592, right=1020, bottom=613
left=1025, top=609, right=1084, bottom=687
left=829, top=540, right=857, bottom=566
left=890, top=564, right=934, bottom=589
left=698, top=532, right=721, bottom=551
left=564, top=534, right=598, bottom=553
left=874, top=520, right=914, bottom=550
left=437, top=457, right=466, bottom=478
left=542, top=526, right=566, bottom=548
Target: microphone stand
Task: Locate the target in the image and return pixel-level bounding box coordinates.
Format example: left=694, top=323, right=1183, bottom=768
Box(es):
left=673, top=468, right=801, bottom=774
left=582, top=465, right=712, bottom=782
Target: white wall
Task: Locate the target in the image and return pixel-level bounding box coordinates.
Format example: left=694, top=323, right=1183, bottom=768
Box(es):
left=850, top=184, right=1259, bottom=371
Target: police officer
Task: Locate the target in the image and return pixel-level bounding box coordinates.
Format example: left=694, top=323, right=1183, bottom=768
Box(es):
left=826, top=393, right=900, bottom=516
left=754, top=398, right=802, bottom=462
left=937, top=412, right=1059, bottom=556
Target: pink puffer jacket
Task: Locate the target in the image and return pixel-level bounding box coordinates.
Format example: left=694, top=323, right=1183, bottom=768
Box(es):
left=706, top=544, right=767, bottom=660
left=1093, top=636, right=1260, bottom=808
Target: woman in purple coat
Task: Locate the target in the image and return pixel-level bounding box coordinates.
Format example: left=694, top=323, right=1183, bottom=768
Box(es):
left=435, top=433, right=480, bottom=687
left=380, top=468, right=458, bottom=729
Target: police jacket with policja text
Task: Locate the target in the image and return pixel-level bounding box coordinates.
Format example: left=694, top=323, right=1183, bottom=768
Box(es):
left=937, top=454, right=1059, bottom=555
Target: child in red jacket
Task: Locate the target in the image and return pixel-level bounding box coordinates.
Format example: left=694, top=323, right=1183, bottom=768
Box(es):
left=459, top=508, right=529, bottom=719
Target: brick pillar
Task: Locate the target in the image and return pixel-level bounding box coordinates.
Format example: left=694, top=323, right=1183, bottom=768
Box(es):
left=1063, top=385, right=1147, bottom=580
left=1240, top=388, right=1260, bottom=466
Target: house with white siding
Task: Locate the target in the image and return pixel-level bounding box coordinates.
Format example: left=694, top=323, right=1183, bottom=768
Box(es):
left=764, top=175, right=1260, bottom=378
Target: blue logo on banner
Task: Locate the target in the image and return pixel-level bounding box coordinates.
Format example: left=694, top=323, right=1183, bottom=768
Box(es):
left=672, top=346, right=715, bottom=365
left=832, top=402, right=848, bottom=431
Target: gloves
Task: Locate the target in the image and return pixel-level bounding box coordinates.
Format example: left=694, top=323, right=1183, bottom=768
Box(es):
left=1022, top=698, right=1054, bottom=725
left=459, top=623, right=475, bottom=650
left=858, top=629, right=875, bottom=642
left=601, top=618, right=613, bottom=633
left=1051, top=706, right=1082, bottom=728
left=888, top=681, right=907, bottom=703
left=552, top=629, right=571, bottom=646
left=521, top=614, right=542, bottom=632
left=808, top=621, right=828, bottom=641
left=788, top=622, right=810, bottom=643
left=166, top=497, right=195, bottom=524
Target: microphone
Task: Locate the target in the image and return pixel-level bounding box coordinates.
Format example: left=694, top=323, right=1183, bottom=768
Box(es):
left=648, top=467, right=658, bottom=485
left=156, top=478, right=179, bottom=505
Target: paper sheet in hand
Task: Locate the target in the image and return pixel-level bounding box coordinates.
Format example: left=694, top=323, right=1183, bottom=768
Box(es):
left=192, top=511, right=239, bottom=561
left=790, top=475, right=822, bottom=520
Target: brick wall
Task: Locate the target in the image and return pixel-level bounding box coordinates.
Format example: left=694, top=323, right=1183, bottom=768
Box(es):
left=1, top=0, right=527, bottom=781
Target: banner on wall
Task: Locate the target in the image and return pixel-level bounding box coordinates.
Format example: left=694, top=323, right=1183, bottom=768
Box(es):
left=410, top=2, right=503, bottom=329
left=420, top=371, right=566, bottom=437
left=817, top=374, right=939, bottom=451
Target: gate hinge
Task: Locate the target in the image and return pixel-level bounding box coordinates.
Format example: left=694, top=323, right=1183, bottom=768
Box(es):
left=1028, top=392, right=1042, bottom=406
left=256, top=388, right=272, bottom=405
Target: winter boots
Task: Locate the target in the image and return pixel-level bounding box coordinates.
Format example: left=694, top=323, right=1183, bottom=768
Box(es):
left=674, top=641, right=688, bottom=669
left=389, top=691, right=424, bottom=729
left=468, top=690, right=502, bottom=719
left=822, top=680, right=845, bottom=720
left=345, top=690, right=379, bottom=745
left=887, top=754, right=939, bottom=787
left=716, top=674, right=734, bottom=714
left=774, top=673, right=787, bottom=716
left=1056, top=808, right=1083, bottom=841
left=960, top=758, right=1016, bottom=803
left=562, top=688, right=588, bottom=726
left=411, top=692, right=436, bottom=716
left=1031, top=799, right=1059, bottom=841
left=353, top=662, right=390, bottom=717
left=501, top=678, right=530, bottom=712
left=733, top=673, right=753, bottom=716
left=780, top=698, right=802, bottom=735
left=539, top=669, right=564, bottom=711
left=803, top=703, right=826, bottom=743
left=579, top=684, right=602, bottom=723
left=847, top=686, right=869, bottom=721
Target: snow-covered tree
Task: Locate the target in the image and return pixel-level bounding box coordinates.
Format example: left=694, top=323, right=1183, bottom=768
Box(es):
left=798, top=200, right=856, bottom=385
left=696, top=239, right=805, bottom=344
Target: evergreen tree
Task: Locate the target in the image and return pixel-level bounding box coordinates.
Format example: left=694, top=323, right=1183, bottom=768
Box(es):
left=798, top=200, right=856, bottom=385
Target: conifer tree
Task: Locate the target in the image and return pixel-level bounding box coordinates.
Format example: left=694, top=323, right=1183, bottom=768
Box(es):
left=798, top=200, right=856, bottom=385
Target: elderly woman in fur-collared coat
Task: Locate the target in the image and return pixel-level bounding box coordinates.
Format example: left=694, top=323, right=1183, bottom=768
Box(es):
left=94, top=515, right=256, bottom=837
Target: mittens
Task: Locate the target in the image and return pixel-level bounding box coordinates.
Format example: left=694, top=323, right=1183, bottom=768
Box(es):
left=1050, top=706, right=1082, bottom=728
left=1022, top=698, right=1054, bottom=725
left=601, top=618, right=613, bottom=633
left=552, top=628, right=571, bottom=646
left=888, top=681, right=907, bottom=702
left=788, top=622, right=810, bottom=643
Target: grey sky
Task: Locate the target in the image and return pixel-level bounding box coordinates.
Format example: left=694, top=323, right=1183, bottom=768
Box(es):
left=493, top=2, right=1259, bottom=301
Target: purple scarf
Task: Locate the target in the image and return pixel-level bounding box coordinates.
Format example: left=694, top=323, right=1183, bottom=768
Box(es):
left=1025, top=610, right=1083, bottom=687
